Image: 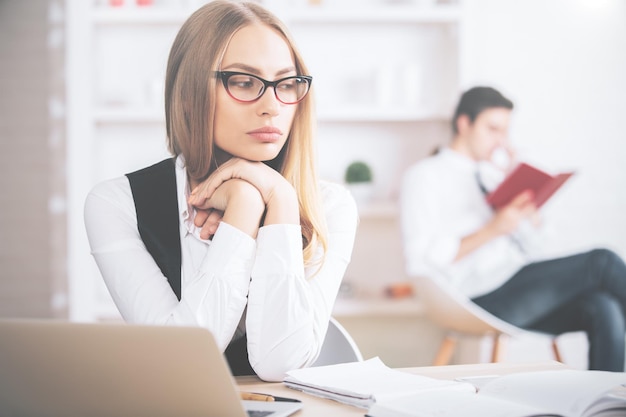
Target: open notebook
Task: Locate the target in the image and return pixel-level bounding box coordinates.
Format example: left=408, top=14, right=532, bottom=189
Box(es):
left=0, top=319, right=302, bottom=417
left=284, top=357, right=476, bottom=408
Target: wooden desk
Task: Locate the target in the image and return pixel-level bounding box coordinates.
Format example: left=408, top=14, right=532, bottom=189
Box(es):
left=236, top=361, right=567, bottom=417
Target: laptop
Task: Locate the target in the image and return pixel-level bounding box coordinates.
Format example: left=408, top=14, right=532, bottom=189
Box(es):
left=0, top=319, right=303, bottom=417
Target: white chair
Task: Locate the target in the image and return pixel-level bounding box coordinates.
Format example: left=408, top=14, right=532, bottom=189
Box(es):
left=415, top=274, right=562, bottom=366
left=312, top=317, right=364, bottom=367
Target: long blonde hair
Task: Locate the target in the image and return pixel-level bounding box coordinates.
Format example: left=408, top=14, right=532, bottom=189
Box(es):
left=164, top=0, right=327, bottom=266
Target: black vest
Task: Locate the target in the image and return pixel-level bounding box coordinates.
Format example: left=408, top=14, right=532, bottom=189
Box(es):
left=126, top=158, right=254, bottom=376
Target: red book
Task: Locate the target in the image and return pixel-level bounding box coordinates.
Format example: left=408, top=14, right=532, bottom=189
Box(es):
left=486, top=162, right=574, bottom=209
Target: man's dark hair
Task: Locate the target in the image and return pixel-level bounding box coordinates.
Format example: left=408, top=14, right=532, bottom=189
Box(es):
left=452, top=86, right=514, bottom=134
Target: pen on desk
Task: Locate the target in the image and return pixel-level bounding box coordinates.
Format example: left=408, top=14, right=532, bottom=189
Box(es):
left=240, top=392, right=301, bottom=403
left=240, top=392, right=275, bottom=402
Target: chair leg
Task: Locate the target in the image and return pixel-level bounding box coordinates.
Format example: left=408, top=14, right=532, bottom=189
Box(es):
left=490, top=333, right=505, bottom=362
left=433, top=335, right=457, bottom=366
left=551, top=338, right=563, bottom=363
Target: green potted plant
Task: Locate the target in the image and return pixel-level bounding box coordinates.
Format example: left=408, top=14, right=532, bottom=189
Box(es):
left=344, top=161, right=373, bottom=205
left=345, top=161, right=373, bottom=184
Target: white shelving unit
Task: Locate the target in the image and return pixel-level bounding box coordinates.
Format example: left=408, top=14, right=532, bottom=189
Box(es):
left=67, top=0, right=464, bottom=322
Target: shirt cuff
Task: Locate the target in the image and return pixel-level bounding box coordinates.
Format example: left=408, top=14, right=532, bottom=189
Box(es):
left=253, top=224, right=303, bottom=277
left=196, top=221, right=256, bottom=292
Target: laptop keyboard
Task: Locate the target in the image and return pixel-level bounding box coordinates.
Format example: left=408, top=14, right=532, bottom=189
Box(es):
left=247, top=411, right=273, bottom=417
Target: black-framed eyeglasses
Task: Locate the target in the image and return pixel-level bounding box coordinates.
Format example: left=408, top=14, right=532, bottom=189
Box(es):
left=216, top=71, right=312, bottom=105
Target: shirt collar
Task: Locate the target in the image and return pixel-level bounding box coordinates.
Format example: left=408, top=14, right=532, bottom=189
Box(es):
left=440, top=147, right=506, bottom=191
left=439, top=147, right=480, bottom=172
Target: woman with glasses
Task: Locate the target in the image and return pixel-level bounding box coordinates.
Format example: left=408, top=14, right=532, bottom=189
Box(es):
left=84, top=0, right=358, bottom=381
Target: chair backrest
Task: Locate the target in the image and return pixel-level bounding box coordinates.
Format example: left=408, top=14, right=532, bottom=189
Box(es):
left=415, top=274, right=523, bottom=337
left=312, top=317, right=364, bottom=367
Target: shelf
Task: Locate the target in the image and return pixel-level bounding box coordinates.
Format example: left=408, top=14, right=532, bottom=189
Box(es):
left=332, top=296, right=424, bottom=318
left=94, top=107, right=447, bottom=124
left=357, top=201, right=398, bottom=219
left=287, top=4, right=461, bottom=23
left=92, top=7, right=194, bottom=24
left=317, top=108, right=450, bottom=122
left=92, top=4, right=461, bottom=25
left=94, top=107, right=164, bottom=124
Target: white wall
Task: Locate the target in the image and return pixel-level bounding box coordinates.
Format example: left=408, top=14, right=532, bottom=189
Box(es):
left=461, top=0, right=626, bottom=259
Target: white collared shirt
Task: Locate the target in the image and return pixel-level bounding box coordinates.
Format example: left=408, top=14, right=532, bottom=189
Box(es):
left=400, top=148, right=548, bottom=298
left=84, top=156, right=358, bottom=381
